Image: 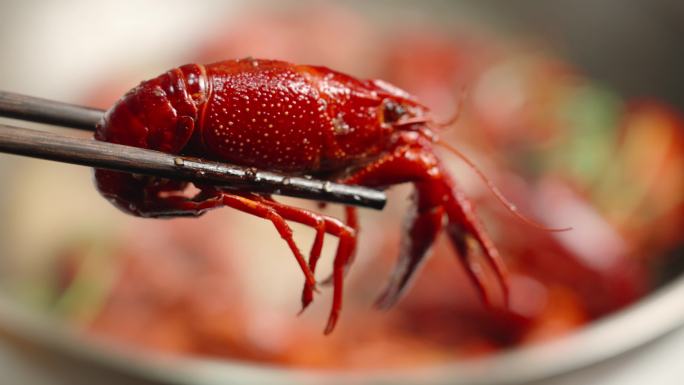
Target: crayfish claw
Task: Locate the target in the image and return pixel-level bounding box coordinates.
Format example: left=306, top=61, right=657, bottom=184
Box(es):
left=324, top=311, right=340, bottom=335
left=374, top=287, right=400, bottom=310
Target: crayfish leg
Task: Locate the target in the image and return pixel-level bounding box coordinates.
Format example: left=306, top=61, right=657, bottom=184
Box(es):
left=304, top=206, right=359, bottom=306
left=213, top=193, right=318, bottom=291
left=249, top=195, right=357, bottom=334
left=95, top=171, right=318, bottom=292
left=319, top=206, right=359, bottom=286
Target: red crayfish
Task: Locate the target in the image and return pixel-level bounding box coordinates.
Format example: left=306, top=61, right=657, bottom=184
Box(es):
left=96, top=58, right=544, bottom=333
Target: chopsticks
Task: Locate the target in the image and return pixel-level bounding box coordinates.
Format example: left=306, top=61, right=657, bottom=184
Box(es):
left=0, top=91, right=102, bottom=131
left=0, top=91, right=387, bottom=210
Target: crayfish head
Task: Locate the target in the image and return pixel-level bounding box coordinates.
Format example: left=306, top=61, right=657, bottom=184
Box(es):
left=367, top=80, right=433, bottom=133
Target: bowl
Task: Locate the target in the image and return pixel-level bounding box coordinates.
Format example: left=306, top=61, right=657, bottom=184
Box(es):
left=0, top=1, right=683, bottom=384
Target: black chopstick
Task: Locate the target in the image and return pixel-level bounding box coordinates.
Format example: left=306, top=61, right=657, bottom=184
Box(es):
left=0, top=91, right=387, bottom=210
left=0, top=123, right=386, bottom=209
left=0, top=91, right=102, bottom=131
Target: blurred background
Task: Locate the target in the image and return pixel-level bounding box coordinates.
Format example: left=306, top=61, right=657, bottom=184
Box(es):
left=0, top=0, right=683, bottom=384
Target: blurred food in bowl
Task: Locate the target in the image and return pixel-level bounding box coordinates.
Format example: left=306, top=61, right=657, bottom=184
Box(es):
left=3, top=1, right=684, bottom=371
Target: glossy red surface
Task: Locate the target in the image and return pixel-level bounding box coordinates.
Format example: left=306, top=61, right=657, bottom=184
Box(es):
left=93, top=58, right=509, bottom=334
left=96, top=58, right=428, bottom=172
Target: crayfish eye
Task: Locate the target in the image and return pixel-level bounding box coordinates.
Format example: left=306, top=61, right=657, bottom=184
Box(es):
left=381, top=99, right=406, bottom=124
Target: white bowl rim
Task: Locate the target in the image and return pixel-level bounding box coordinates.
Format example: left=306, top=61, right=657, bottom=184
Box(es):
left=0, top=271, right=683, bottom=385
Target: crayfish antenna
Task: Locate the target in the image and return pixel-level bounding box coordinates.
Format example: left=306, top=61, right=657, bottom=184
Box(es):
left=430, top=86, right=468, bottom=129
left=393, top=87, right=469, bottom=130
left=436, top=139, right=572, bottom=232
